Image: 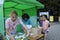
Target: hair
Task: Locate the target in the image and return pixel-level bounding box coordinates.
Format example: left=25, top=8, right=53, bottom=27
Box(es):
left=11, top=11, right=18, bottom=16
left=42, top=15, right=47, bottom=19
left=22, top=13, right=30, bottom=20
left=41, top=15, right=49, bottom=21
left=39, top=15, right=42, bottom=17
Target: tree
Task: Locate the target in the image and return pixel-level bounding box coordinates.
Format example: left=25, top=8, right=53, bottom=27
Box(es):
left=37, top=0, right=60, bottom=16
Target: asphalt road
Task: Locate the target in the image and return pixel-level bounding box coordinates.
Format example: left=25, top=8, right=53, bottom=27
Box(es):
left=47, top=22, right=60, bottom=40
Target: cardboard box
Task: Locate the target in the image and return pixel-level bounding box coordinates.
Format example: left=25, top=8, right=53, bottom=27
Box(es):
left=30, top=27, right=41, bottom=38
left=28, top=27, right=43, bottom=40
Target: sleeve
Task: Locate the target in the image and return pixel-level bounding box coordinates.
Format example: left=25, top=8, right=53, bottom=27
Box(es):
left=45, top=21, right=49, bottom=28
left=5, top=20, right=10, bottom=29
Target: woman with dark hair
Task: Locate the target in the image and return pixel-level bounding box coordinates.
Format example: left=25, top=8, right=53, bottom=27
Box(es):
left=42, top=15, right=50, bottom=40
left=22, top=13, right=31, bottom=25
left=22, top=13, right=32, bottom=30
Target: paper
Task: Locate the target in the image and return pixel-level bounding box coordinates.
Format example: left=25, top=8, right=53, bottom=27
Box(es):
left=26, top=25, right=32, bottom=30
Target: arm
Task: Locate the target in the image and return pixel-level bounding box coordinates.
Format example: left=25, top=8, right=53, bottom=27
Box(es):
left=6, top=29, right=15, bottom=40
left=23, top=25, right=30, bottom=36
left=43, top=22, right=49, bottom=31
left=19, top=19, right=30, bottom=36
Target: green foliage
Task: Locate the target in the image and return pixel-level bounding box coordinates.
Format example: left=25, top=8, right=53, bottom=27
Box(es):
left=37, top=0, right=60, bottom=15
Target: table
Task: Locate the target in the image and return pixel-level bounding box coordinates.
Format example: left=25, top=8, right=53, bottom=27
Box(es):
left=28, top=27, right=44, bottom=40
left=28, top=34, right=44, bottom=40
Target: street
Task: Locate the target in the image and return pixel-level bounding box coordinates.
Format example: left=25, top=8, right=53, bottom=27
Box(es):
left=47, top=22, right=60, bottom=40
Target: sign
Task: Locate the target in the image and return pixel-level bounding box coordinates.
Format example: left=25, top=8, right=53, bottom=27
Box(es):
left=50, top=16, right=54, bottom=22
left=39, top=12, right=50, bottom=19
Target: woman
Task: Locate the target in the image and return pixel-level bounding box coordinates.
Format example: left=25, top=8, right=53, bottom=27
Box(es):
left=42, top=15, right=50, bottom=40
left=22, top=13, right=32, bottom=30
left=5, top=11, right=29, bottom=40
left=22, top=13, right=31, bottom=25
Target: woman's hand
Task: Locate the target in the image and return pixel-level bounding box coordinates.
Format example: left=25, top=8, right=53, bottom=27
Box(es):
left=26, top=31, right=30, bottom=37
left=10, top=35, right=16, bottom=40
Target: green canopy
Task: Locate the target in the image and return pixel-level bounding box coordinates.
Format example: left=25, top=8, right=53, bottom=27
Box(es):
left=4, top=0, right=45, bottom=17
left=4, top=0, right=45, bottom=27
left=0, top=0, right=45, bottom=36
left=4, top=0, right=44, bottom=9
left=0, top=0, right=45, bottom=35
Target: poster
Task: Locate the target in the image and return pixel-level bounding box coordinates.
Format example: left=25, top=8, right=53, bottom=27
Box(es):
left=50, top=16, right=54, bottom=22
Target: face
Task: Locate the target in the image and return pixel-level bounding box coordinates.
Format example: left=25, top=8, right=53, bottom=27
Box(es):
left=24, top=18, right=28, bottom=21
left=10, top=13, right=17, bottom=22
left=42, top=16, right=46, bottom=21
